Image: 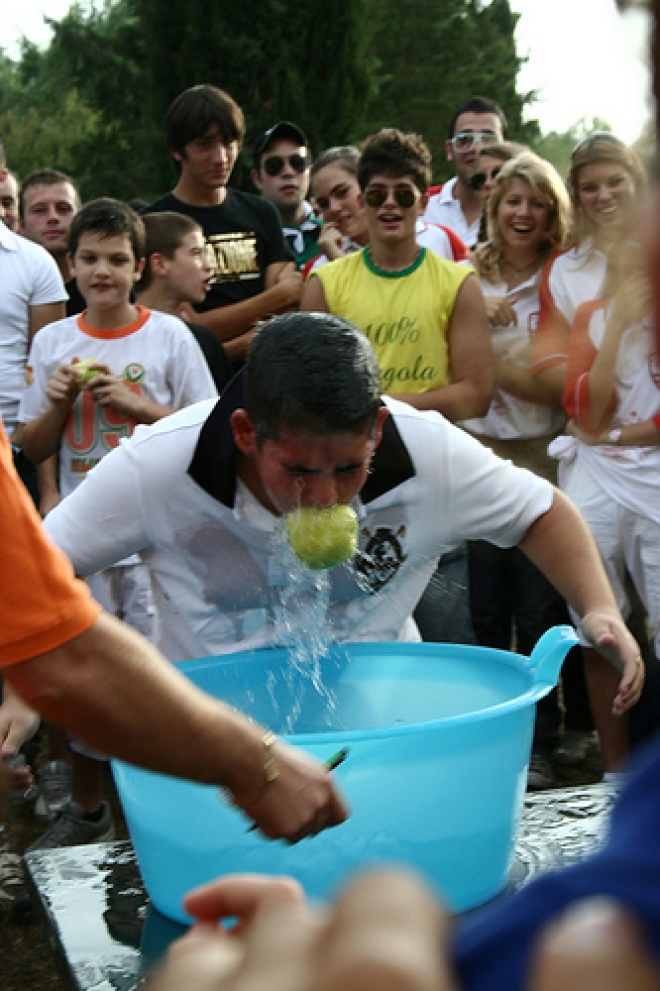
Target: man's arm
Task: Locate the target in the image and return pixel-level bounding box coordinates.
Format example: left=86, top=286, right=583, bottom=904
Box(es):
left=182, top=262, right=302, bottom=350
left=392, top=275, right=494, bottom=421
left=5, top=612, right=346, bottom=839
left=28, top=301, right=66, bottom=342
left=518, top=488, right=644, bottom=713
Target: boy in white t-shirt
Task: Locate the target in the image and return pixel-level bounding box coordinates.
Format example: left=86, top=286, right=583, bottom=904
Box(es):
left=15, top=198, right=218, bottom=849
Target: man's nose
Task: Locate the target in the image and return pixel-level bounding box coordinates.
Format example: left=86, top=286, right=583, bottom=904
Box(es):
left=305, top=475, right=337, bottom=508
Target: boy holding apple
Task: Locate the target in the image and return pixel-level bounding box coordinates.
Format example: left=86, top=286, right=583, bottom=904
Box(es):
left=13, top=197, right=217, bottom=849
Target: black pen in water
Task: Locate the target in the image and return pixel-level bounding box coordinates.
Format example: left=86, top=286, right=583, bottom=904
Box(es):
left=247, top=747, right=350, bottom=833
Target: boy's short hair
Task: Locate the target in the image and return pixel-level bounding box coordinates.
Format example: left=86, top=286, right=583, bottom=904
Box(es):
left=448, top=96, right=508, bottom=140
left=136, top=212, right=203, bottom=292
left=166, top=85, right=246, bottom=171
left=68, top=198, right=145, bottom=262
left=245, top=312, right=382, bottom=444
left=358, top=128, right=432, bottom=194
left=19, top=168, right=80, bottom=218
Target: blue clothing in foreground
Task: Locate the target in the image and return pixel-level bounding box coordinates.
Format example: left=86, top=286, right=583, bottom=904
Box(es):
left=454, top=737, right=660, bottom=991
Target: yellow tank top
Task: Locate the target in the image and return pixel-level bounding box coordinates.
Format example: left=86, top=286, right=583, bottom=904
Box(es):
left=315, top=247, right=472, bottom=394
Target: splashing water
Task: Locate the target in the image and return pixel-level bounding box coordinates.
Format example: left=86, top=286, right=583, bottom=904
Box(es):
left=270, top=521, right=345, bottom=732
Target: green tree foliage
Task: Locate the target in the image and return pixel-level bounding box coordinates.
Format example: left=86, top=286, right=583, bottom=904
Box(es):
left=0, top=0, right=536, bottom=200
left=362, top=0, right=539, bottom=181
left=127, top=0, right=374, bottom=192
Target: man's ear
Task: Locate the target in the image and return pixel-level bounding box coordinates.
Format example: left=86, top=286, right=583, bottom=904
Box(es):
left=132, top=257, right=146, bottom=283
left=445, top=139, right=454, bottom=164
left=372, top=406, right=390, bottom=450
left=149, top=252, right=169, bottom=278
left=250, top=167, right=263, bottom=193
left=230, top=409, right=258, bottom=456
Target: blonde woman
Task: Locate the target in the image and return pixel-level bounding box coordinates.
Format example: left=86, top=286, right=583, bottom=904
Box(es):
left=532, top=133, right=646, bottom=406
left=460, top=152, right=575, bottom=788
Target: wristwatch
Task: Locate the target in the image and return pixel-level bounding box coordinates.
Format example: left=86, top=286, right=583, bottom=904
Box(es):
left=607, top=427, right=622, bottom=445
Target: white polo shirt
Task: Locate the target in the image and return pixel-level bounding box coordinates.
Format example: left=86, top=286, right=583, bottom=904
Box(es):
left=0, top=224, right=67, bottom=431
left=422, top=178, right=481, bottom=249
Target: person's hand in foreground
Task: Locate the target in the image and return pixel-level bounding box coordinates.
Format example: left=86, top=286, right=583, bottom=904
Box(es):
left=528, top=896, right=660, bottom=991
left=146, top=870, right=457, bottom=991
left=146, top=873, right=660, bottom=991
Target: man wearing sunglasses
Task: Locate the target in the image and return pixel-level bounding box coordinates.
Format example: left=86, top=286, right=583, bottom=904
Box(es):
left=423, top=96, right=507, bottom=248
left=251, top=122, right=323, bottom=271
left=144, top=86, right=302, bottom=365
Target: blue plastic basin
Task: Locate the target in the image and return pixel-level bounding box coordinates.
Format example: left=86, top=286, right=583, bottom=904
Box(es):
left=112, top=626, right=577, bottom=923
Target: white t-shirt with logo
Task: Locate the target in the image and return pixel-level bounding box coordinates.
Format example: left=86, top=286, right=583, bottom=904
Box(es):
left=19, top=306, right=217, bottom=499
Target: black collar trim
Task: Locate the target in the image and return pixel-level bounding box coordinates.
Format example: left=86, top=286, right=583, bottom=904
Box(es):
left=187, top=374, right=416, bottom=508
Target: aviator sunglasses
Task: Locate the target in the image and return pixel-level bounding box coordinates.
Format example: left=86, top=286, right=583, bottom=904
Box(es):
left=262, top=153, right=309, bottom=176
left=364, top=185, right=419, bottom=209
left=470, top=165, right=502, bottom=191
left=450, top=130, right=499, bottom=152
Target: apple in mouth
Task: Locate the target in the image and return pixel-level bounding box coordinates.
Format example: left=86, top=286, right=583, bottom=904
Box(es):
left=285, top=504, right=359, bottom=570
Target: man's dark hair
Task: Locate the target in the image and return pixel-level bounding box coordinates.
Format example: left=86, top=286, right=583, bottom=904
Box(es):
left=165, top=85, right=246, bottom=172
left=68, top=198, right=145, bottom=261
left=448, top=96, right=508, bottom=140
left=358, top=128, right=432, bottom=194
left=136, top=211, right=202, bottom=292
left=19, top=168, right=80, bottom=219
left=245, top=312, right=382, bottom=443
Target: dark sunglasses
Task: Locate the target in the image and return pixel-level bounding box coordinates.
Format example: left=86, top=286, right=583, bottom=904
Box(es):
left=262, top=153, right=309, bottom=176
left=364, top=186, right=418, bottom=209
left=470, top=166, right=502, bottom=191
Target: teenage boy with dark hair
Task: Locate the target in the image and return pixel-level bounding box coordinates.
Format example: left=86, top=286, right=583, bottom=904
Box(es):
left=136, top=211, right=234, bottom=394
left=301, top=128, right=494, bottom=644
left=14, top=197, right=218, bottom=849
left=144, top=85, right=302, bottom=363
left=423, top=95, right=507, bottom=248
left=251, top=121, right=322, bottom=270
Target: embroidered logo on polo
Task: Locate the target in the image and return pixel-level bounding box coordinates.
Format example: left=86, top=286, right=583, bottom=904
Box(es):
left=207, top=232, right=260, bottom=282
left=124, top=363, right=145, bottom=384
left=354, top=524, right=407, bottom=593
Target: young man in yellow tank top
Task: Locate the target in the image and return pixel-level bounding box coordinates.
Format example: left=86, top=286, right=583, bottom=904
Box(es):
left=301, top=127, right=493, bottom=422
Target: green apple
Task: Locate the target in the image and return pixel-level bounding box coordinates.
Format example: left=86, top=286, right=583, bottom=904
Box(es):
left=286, top=504, right=358, bottom=570
left=72, top=357, right=102, bottom=386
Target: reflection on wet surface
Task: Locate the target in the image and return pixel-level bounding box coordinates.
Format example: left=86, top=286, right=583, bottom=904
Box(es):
left=24, top=782, right=616, bottom=991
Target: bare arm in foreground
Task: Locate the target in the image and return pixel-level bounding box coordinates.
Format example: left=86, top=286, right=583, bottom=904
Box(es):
left=4, top=613, right=346, bottom=841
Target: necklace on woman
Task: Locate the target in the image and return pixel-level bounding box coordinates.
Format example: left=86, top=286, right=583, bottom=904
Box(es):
left=501, top=256, right=539, bottom=277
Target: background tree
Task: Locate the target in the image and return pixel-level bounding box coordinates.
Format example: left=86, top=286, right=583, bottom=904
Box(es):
left=0, top=0, right=538, bottom=199
left=362, top=0, right=539, bottom=181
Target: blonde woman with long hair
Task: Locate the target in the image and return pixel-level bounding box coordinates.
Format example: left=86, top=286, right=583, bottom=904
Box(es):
left=460, top=152, right=576, bottom=789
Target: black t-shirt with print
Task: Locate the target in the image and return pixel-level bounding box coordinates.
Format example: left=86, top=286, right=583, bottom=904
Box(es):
left=143, top=189, right=292, bottom=311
